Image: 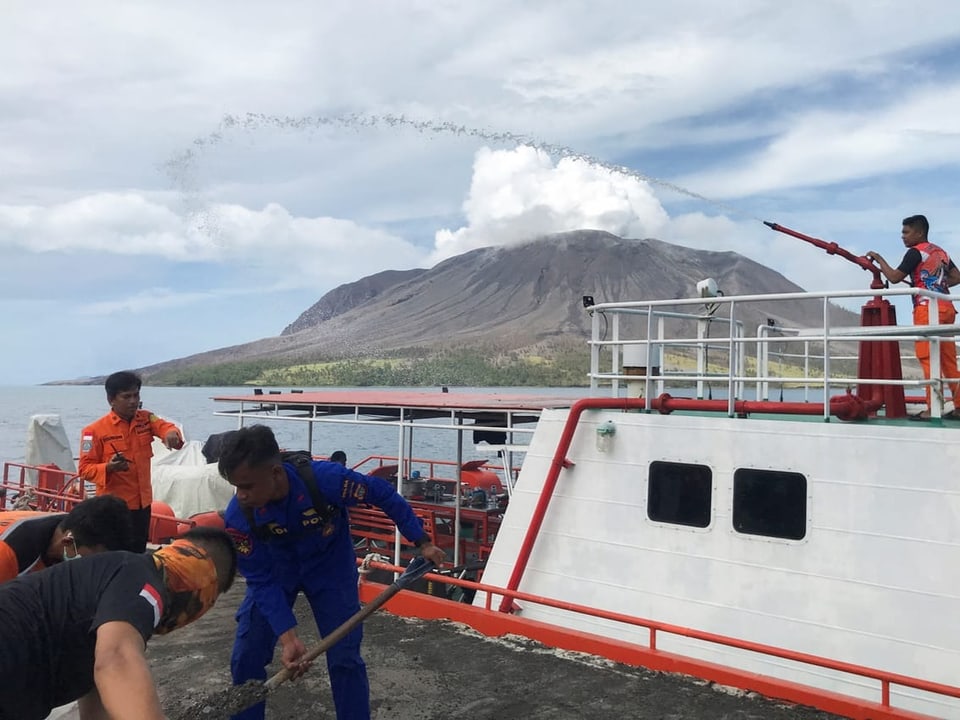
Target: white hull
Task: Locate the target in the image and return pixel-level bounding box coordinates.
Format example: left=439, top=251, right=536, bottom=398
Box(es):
left=480, top=408, right=960, bottom=718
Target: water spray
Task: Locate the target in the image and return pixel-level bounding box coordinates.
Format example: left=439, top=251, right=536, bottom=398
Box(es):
left=165, top=112, right=757, bottom=226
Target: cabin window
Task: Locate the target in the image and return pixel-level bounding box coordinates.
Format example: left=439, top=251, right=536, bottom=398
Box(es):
left=733, top=469, right=807, bottom=540
left=647, top=461, right=712, bottom=528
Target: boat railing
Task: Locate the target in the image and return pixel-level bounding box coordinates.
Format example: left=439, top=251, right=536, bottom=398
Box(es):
left=351, top=504, right=500, bottom=570
left=361, top=557, right=960, bottom=718
left=1, top=460, right=199, bottom=545
left=0, top=461, right=86, bottom=512
left=587, top=285, right=960, bottom=417
left=349, top=453, right=509, bottom=567
left=349, top=453, right=521, bottom=496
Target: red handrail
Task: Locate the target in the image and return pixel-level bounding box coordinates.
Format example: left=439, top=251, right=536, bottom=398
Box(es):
left=1, top=461, right=86, bottom=511
left=498, top=393, right=880, bottom=612
left=364, top=558, right=960, bottom=711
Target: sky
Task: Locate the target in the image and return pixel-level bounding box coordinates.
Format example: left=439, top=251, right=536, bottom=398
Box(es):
left=4, top=1, right=960, bottom=384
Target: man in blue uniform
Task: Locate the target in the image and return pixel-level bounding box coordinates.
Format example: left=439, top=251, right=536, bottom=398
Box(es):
left=219, top=424, right=445, bottom=720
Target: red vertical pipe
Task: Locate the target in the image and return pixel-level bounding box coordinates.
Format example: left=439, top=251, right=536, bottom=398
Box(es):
left=497, top=393, right=879, bottom=612
left=498, top=397, right=644, bottom=612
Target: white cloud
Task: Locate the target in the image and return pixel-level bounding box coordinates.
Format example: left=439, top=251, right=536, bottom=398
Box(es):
left=429, top=146, right=669, bottom=263
left=0, top=194, right=425, bottom=289
left=195, top=202, right=425, bottom=280
left=0, top=194, right=196, bottom=257
left=3, top=1, right=960, bottom=383
left=678, top=82, right=960, bottom=198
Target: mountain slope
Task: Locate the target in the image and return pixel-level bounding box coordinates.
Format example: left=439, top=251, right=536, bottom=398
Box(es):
left=282, top=268, right=427, bottom=335
left=133, top=230, right=856, bottom=381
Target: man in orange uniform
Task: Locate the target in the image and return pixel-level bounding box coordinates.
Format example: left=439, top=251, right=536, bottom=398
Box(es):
left=0, top=495, right=134, bottom=583
left=79, top=371, right=184, bottom=552
left=868, top=214, right=960, bottom=418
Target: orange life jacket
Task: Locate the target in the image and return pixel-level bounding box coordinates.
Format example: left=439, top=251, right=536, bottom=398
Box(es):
left=910, top=241, right=952, bottom=306
left=0, top=511, right=62, bottom=582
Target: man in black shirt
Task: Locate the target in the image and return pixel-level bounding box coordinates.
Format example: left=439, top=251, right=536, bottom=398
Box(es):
left=0, top=495, right=135, bottom=583
left=0, top=526, right=237, bottom=720
left=868, top=214, right=960, bottom=416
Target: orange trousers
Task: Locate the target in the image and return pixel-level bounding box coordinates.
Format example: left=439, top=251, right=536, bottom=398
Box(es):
left=914, top=301, right=960, bottom=409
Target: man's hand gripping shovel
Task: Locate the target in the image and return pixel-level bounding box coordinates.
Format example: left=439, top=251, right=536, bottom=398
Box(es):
left=205, top=556, right=436, bottom=718
left=266, top=556, right=434, bottom=689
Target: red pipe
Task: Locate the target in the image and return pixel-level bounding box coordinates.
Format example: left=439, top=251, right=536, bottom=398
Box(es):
left=497, top=392, right=881, bottom=612
left=649, top=392, right=881, bottom=421
left=498, top=397, right=638, bottom=612
left=765, top=221, right=885, bottom=290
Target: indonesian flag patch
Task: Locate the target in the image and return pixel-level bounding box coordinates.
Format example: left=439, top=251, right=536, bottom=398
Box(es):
left=139, top=583, right=164, bottom=628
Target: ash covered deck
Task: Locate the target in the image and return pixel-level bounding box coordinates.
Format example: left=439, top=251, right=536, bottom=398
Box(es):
left=155, top=583, right=844, bottom=720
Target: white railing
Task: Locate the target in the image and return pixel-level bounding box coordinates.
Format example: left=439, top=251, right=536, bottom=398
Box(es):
left=587, top=286, right=960, bottom=417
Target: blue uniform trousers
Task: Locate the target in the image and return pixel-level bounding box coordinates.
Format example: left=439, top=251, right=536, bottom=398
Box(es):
left=229, top=583, right=369, bottom=720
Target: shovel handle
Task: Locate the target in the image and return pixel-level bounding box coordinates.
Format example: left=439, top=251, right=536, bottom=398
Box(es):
left=264, top=557, right=435, bottom=690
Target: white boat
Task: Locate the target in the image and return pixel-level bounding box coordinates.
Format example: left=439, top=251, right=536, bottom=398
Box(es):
left=6, top=271, right=960, bottom=718
left=208, top=278, right=960, bottom=720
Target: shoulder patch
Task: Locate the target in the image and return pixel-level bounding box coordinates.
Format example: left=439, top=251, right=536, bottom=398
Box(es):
left=149, top=413, right=159, bottom=422
left=139, top=583, right=164, bottom=628
left=226, top=527, right=252, bottom=556
left=81, top=434, right=93, bottom=453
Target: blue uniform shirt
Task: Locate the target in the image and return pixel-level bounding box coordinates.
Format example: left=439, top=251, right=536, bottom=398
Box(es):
left=224, top=460, right=426, bottom=636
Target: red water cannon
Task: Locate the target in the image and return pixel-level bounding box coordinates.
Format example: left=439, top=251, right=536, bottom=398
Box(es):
left=764, top=221, right=884, bottom=290
left=763, top=221, right=905, bottom=418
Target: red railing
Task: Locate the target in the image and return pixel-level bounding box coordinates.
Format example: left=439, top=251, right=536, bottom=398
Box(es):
left=500, top=393, right=882, bottom=613
left=2, top=461, right=197, bottom=544
left=362, top=558, right=960, bottom=718
left=350, top=454, right=519, bottom=491
left=1, top=461, right=86, bottom=511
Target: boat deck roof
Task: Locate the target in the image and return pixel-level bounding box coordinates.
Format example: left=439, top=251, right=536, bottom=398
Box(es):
left=211, top=389, right=960, bottom=428
left=212, top=389, right=578, bottom=423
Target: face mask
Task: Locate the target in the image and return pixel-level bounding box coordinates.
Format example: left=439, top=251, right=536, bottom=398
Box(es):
left=151, top=539, right=220, bottom=634
left=62, top=538, right=80, bottom=562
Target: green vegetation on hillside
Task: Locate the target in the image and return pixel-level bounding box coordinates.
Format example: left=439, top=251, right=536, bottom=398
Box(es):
left=147, top=348, right=592, bottom=387
left=145, top=344, right=855, bottom=389
left=148, top=359, right=291, bottom=386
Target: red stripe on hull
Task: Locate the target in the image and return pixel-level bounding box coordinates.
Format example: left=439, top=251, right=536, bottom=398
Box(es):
left=360, top=582, right=939, bottom=720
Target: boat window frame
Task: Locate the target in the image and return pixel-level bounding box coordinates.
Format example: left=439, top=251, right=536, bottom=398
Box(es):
left=732, top=468, right=808, bottom=541
left=646, top=460, right=714, bottom=529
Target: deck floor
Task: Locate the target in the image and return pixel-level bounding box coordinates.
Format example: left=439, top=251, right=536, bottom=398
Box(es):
left=153, top=580, right=846, bottom=720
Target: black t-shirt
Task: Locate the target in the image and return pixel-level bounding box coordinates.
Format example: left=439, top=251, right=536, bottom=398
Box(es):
left=2, top=513, right=64, bottom=574
left=0, top=551, right=165, bottom=719
left=897, top=248, right=957, bottom=282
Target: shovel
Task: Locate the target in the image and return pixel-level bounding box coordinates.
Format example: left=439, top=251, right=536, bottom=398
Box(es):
left=191, top=556, right=436, bottom=719
left=265, top=555, right=434, bottom=689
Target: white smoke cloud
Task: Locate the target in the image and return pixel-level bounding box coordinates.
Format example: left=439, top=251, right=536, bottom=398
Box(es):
left=429, top=146, right=670, bottom=264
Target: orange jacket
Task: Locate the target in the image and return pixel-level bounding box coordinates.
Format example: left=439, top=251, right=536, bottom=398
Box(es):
left=0, top=511, right=62, bottom=583
left=78, top=409, right=181, bottom=510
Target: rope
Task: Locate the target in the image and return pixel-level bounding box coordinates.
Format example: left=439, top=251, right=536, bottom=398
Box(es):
left=358, top=552, right=385, bottom=579
left=11, top=488, right=37, bottom=510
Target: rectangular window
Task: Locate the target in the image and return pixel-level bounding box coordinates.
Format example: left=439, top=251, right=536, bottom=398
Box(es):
left=647, top=461, right=712, bottom=528
left=733, top=469, right=807, bottom=540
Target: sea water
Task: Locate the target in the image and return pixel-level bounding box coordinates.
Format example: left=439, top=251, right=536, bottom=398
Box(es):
left=0, top=385, right=586, bottom=465
left=0, top=384, right=818, bottom=465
